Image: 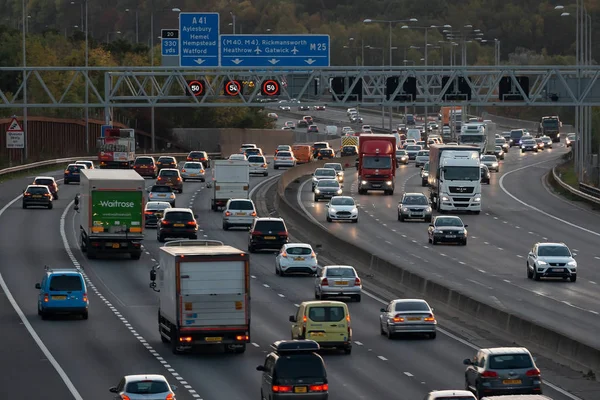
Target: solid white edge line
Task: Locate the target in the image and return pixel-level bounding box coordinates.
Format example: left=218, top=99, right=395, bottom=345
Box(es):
left=0, top=272, right=84, bottom=400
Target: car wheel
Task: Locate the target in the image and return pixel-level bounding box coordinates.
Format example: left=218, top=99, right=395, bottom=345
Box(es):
left=570, top=275, right=577, bottom=282
left=274, top=166, right=279, bottom=170
left=386, top=324, right=394, bottom=339
left=354, top=294, right=361, bottom=302
left=22, top=203, right=26, bottom=209
left=64, top=180, right=69, bottom=185
left=425, top=216, right=432, bottom=223
left=248, top=244, right=255, bottom=253
left=182, top=178, right=187, bottom=182
left=352, top=218, right=358, bottom=223
left=48, top=203, right=53, bottom=210
left=326, top=216, right=332, bottom=222
left=179, top=188, right=183, bottom=194
left=399, top=214, right=404, bottom=222
left=432, top=237, right=437, bottom=245
left=275, top=264, right=280, bottom=275
left=222, top=222, right=229, bottom=231
left=131, top=252, right=141, bottom=260
left=429, top=332, right=436, bottom=339
left=462, top=239, right=467, bottom=246
left=380, top=321, right=386, bottom=335
left=264, top=172, right=268, bottom=176
left=314, top=196, right=318, bottom=202
left=81, top=311, right=89, bottom=320
left=526, top=262, right=533, bottom=279
left=314, top=290, right=320, bottom=300
left=157, top=234, right=165, bottom=243
left=54, top=193, right=59, bottom=200
left=533, top=268, right=541, bottom=281
left=344, top=346, right=352, bottom=355
left=40, top=310, right=48, bottom=320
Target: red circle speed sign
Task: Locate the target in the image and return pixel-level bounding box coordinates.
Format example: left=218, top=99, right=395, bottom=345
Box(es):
left=225, top=80, right=242, bottom=96
left=261, top=80, right=280, bottom=96
left=188, top=80, right=204, bottom=96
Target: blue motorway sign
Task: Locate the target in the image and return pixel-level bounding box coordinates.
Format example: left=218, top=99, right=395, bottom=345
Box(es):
left=161, top=29, right=179, bottom=57
left=100, top=125, right=112, bottom=138
left=179, top=12, right=219, bottom=67
left=220, top=34, right=330, bottom=67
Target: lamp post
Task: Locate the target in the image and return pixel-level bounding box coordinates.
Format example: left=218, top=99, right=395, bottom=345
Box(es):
left=70, top=1, right=83, bottom=31
left=125, top=8, right=139, bottom=43
left=363, top=18, right=417, bottom=66
left=106, top=30, right=122, bottom=43
left=230, top=12, right=236, bottom=34
left=401, top=24, right=451, bottom=67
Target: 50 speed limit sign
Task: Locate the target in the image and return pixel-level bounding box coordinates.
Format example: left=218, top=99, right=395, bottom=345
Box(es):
left=186, top=80, right=204, bottom=96
left=224, top=80, right=242, bottom=96
left=261, top=80, right=281, bottom=96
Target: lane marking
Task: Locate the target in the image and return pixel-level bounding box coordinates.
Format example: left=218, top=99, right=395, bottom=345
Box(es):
left=403, top=372, right=414, bottom=377
left=377, top=356, right=388, bottom=361
left=354, top=341, right=363, bottom=346
left=277, top=293, right=285, bottom=297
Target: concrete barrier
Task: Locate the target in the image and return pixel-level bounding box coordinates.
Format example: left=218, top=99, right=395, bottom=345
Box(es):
left=274, top=160, right=600, bottom=374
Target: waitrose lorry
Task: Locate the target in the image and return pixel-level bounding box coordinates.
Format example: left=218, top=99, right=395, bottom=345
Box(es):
left=75, top=169, right=145, bottom=260
left=149, top=240, right=251, bottom=355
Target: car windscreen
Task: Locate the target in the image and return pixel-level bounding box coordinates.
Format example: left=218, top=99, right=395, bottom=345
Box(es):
left=49, top=275, right=83, bottom=291
left=435, top=218, right=463, bottom=227
left=151, top=186, right=172, bottom=192
left=146, top=203, right=170, bottom=211
left=274, top=355, right=326, bottom=379
left=27, top=187, right=49, bottom=194
left=362, top=156, right=392, bottom=169
left=343, top=146, right=356, bottom=151
left=159, top=170, right=178, bottom=177
left=125, top=380, right=169, bottom=394
left=68, top=165, right=82, bottom=171
left=229, top=200, right=254, bottom=210
left=189, top=152, right=204, bottom=158
left=443, top=166, right=480, bottom=181
left=326, top=268, right=355, bottom=278
left=396, top=151, right=407, bottom=155
left=34, top=179, right=54, bottom=185
left=482, top=156, right=496, bottom=161
left=417, top=151, right=429, bottom=157
left=278, top=152, right=292, bottom=157
left=330, top=198, right=354, bottom=206
left=319, top=149, right=333, bottom=154
left=184, top=162, right=202, bottom=169
left=164, top=211, right=193, bottom=222
left=510, top=130, right=523, bottom=138
left=406, top=146, right=421, bottom=151
left=489, top=354, right=533, bottom=369
left=495, top=139, right=506, bottom=144
left=245, top=148, right=261, bottom=154
left=317, top=180, right=339, bottom=188
left=323, top=164, right=342, bottom=171
left=313, top=143, right=328, bottom=149
left=402, top=196, right=428, bottom=205
left=255, top=221, right=285, bottom=231
left=523, top=140, right=536, bottom=145
left=287, top=247, right=312, bottom=255
left=76, top=161, right=92, bottom=168
left=394, top=301, right=430, bottom=312
left=158, top=157, right=175, bottom=163
left=248, top=156, right=265, bottom=163
left=315, top=169, right=335, bottom=177
left=538, top=245, right=571, bottom=257
left=308, top=306, right=345, bottom=322
left=135, top=158, right=153, bottom=164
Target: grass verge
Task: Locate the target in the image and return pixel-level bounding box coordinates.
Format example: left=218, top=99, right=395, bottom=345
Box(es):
left=548, top=159, right=600, bottom=209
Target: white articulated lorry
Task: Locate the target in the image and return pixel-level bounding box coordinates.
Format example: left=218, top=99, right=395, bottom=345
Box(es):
left=428, top=145, right=482, bottom=214
left=210, top=159, right=250, bottom=211
left=149, top=240, right=251, bottom=354
left=459, top=123, right=486, bottom=153
left=483, top=121, right=497, bottom=154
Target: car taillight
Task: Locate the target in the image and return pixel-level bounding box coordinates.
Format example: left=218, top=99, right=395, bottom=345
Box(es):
left=186, top=221, right=196, bottom=226
left=145, top=211, right=154, bottom=215
left=392, top=314, right=404, bottom=322
left=311, top=252, right=316, bottom=258
left=187, top=157, right=192, bottom=161
left=321, top=278, right=328, bottom=286
left=200, top=157, right=206, bottom=161
left=44, top=294, right=49, bottom=302
left=250, top=211, right=257, bottom=217
left=120, top=395, right=131, bottom=400
left=482, top=371, right=498, bottom=378
left=309, top=384, right=328, bottom=392
left=273, top=157, right=278, bottom=160
left=272, top=386, right=292, bottom=393
left=64, top=169, right=69, bottom=173
left=526, top=368, right=541, bottom=376
left=165, top=394, right=175, bottom=400
left=354, top=277, right=361, bottom=285
left=83, top=293, right=88, bottom=302
left=177, top=177, right=181, bottom=181
left=225, top=211, right=232, bottom=216
left=161, top=220, right=170, bottom=226
left=261, top=164, right=267, bottom=168
left=303, top=315, right=307, bottom=323
left=157, top=177, right=163, bottom=180
left=181, top=169, right=186, bottom=172
left=424, top=314, right=435, bottom=322
left=278, top=231, right=288, bottom=237
left=200, top=170, right=205, bottom=173
left=24, top=193, right=31, bottom=196
left=44, top=193, right=51, bottom=197
left=251, top=231, right=262, bottom=236
left=281, top=252, right=288, bottom=258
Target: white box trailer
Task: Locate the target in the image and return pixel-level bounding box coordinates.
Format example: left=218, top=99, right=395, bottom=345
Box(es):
left=210, top=160, right=250, bottom=211
left=151, top=241, right=251, bottom=354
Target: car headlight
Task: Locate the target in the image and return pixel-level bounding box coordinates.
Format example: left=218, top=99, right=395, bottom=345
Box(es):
left=329, top=208, right=337, bottom=213
left=423, top=172, right=429, bottom=176
left=314, top=189, right=321, bottom=194
left=402, top=207, right=409, bottom=212
left=361, top=180, right=367, bottom=185
left=312, top=177, right=318, bottom=182
left=492, top=162, right=498, bottom=167
left=473, top=197, right=481, bottom=202
left=537, top=261, right=547, bottom=265
left=567, top=261, right=577, bottom=267
left=441, top=196, right=449, bottom=201
left=351, top=207, right=358, bottom=213
left=521, top=145, right=526, bottom=148
left=385, top=181, right=393, bottom=185
left=426, top=207, right=432, bottom=212
left=336, top=189, right=342, bottom=194
left=170, top=193, right=175, bottom=198
left=434, top=229, right=443, bottom=234
left=338, top=171, right=344, bottom=176
left=401, top=156, right=407, bottom=161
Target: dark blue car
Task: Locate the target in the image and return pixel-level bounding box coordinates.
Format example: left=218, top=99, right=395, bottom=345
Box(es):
left=64, top=163, right=85, bottom=184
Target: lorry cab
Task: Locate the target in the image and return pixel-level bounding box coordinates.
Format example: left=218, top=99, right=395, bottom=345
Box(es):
left=357, top=134, right=397, bottom=195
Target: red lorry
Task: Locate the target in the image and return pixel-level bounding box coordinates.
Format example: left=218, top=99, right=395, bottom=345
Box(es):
left=357, top=134, right=397, bottom=195
left=97, top=128, right=136, bottom=169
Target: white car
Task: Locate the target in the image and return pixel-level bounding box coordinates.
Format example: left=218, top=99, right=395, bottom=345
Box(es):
left=75, top=160, right=95, bottom=169
left=480, top=155, right=499, bottom=172
left=248, top=155, right=268, bottom=176
left=311, top=168, right=337, bottom=191
left=229, top=153, right=247, bottom=161
left=342, top=126, right=353, bottom=134
left=347, top=108, right=357, bottom=116
left=314, top=265, right=362, bottom=302
left=425, top=391, right=475, bottom=400
left=267, top=112, right=278, bottom=120
left=284, top=121, right=295, bottom=129
left=362, top=125, right=372, bottom=133
left=240, top=143, right=257, bottom=150
left=415, top=150, right=430, bottom=167
left=148, top=185, right=176, bottom=206
left=278, top=101, right=291, bottom=111
left=180, top=161, right=205, bottom=181
left=222, top=198, right=257, bottom=230
left=326, top=196, right=358, bottom=223
left=273, top=151, right=295, bottom=169
left=275, top=243, right=318, bottom=276
left=442, top=126, right=451, bottom=135
left=109, top=374, right=177, bottom=400
left=527, top=242, right=577, bottom=282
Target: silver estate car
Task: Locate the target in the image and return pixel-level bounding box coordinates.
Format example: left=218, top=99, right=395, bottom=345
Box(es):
left=314, top=265, right=362, bottom=302
left=379, top=299, right=437, bottom=339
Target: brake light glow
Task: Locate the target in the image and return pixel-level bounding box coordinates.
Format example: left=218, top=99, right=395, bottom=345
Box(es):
left=145, top=211, right=154, bottom=215
left=251, top=231, right=262, bottom=236
left=272, top=386, right=292, bottom=393
left=24, top=193, right=31, bottom=196
left=181, top=169, right=186, bottom=173
left=309, top=384, right=328, bottom=392
left=64, top=169, right=69, bottom=173
left=225, top=211, right=232, bottom=217
left=177, top=177, right=181, bottom=181
left=302, top=315, right=307, bottom=323
left=424, top=314, right=435, bottom=322
left=120, top=395, right=131, bottom=400
left=187, top=157, right=192, bottom=161
left=179, top=336, right=192, bottom=342
left=236, top=335, right=249, bottom=341
left=526, top=368, right=541, bottom=376
left=44, top=294, right=49, bottom=302
left=83, top=293, right=88, bottom=302
left=278, top=231, right=288, bottom=237
left=354, top=277, right=361, bottom=285
left=44, top=193, right=51, bottom=197
left=321, top=278, right=328, bottom=286
left=165, top=394, right=175, bottom=400
left=482, top=371, right=498, bottom=378
left=261, top=164, right=267, bottom=168
left=392, top=314, right=404, bottom=322
left=250, top=211, right=257, bottom=217
left=157, top=177, right=163, bottom=180
left=311, top=252, right=316, bottom=258
left=281, top=252, right=288, bottom=258
left=346, top=314, right=351, bottom=323
left=161, top=220, right=171, bottom=226
left=186, top=221, right=196, bottom=226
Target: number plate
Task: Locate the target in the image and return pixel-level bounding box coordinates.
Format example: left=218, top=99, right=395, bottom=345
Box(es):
left=264, top=236, right=276, bottom=240
left=310, top=332, right=324, bottom=336
left=294, top=257, right=305, bottom=261
left=334, top=281, right=348, bottom=286
left=32, top=195, right=42, bottom=198
left=112, top=243, right=120, bottom=249
left=73, top=172, right=79, bottom=175
left=174, top=223, right=185, bottom=227
left=407, top=317, right=421, bottom=321
left=205, top=337, right=222, bottom=342
left=190, top=173, right=197, bottom=176
left=502, top=379, right=522, bottom=385
left=294, top=387, right=308, bottom=393
left=235, top=212, right=246, bottom=216
left=51, top=295, right=67, bottom=300
left=158, top=194, right=166, bottom=197
left=446, top=235, right=457, bottom=238
left=552, top=268, right=565, bottom=272
left=166, top=182, right=173, bottom=186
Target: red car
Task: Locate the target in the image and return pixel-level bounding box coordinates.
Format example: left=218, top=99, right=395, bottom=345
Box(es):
left=133, top=156, right=158, bottom=178
left=32, top=176, right=59, bottom=199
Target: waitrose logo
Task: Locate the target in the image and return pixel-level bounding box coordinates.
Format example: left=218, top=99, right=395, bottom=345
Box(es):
left=99, top=200, right=135, bottom=208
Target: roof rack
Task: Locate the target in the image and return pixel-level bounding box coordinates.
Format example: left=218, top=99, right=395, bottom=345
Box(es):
left=270, top=340, right=320, bottom=353
left=164, top=239, right=224, bottom=247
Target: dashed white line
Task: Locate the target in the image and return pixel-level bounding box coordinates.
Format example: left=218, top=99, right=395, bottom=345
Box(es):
left=484, top=241, right=490, bottom=245
left=263, top=284, right=270, bottom=288
left=277, top=293, right=285, bottom=297
left=503, top=279, right=511, bottom=283
left=439, top=253, right=447, bottom=257
left=503, top=221, right=508, bottom=224
left=493, top=217, right=498, bottom=220
left=252, top=342, right=260, bottom=347
left=478, top=269, right=486, bottom=274
left=403, top=372, right=414, bottom=377
left=515, top=226, right=521, bottom=229
left=516, top=254, right=524, bottom=258
left=377, top=356, right=388, bottom=361
left=590, top=281, right=597, bottom=285
left=385, top=241, right=392, bottom=245
left=354, top=341, right=363, bottom=346
left=294, top=303, right=300, bottom=307
left=251, top=275, right=257, bottom=279
left=595, top=257, right=600, bottom=260
left=528, top=231, right=534, bottom=235
left=401, top=234, right=407, bottom=238
left=458, top=261, right=466, bottom=265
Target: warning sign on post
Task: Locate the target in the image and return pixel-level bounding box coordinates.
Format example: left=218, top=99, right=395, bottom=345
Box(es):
left=6, top=117, right=24, bottom=149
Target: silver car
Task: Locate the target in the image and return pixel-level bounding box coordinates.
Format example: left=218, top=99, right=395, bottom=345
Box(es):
left=480, top=155, right=499, bottom=172
left=273, top=150, right=296, bottom=169
left=526, top=242, right=577, bottom=282
left=398, top=192, right=432, bottom=222
left=180, top=161, right=205, bottom=181
left=147, top=185, right=176, bottom=206
left=326, top=195, right=358, bottom=223
left=540, top=136, right=553, bottom=148
left=314, top=265, right=362, bottom=302
left=379, top=298, right=437, bottom=339
left=311, top=168, right=337, bottom=191
left=425, top=390, right=476, bottom=400
left=323, top=162, right=344, bottom=182
left=415, top=150, right=430, bottom=167
left=248, top=155, right=268, bottom=176
left=109, top=374, right=177, bottom=400
left=314, top=179, right=342, bottom=202
left=405, top=145, right=422, bottom=160
left=222, top=198, right=257, bottom=230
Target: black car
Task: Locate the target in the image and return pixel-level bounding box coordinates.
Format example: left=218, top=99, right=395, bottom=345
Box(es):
left=248, top=217, right=289, bottom=252
left=317, top=148, right=335, bottom=160
left=521, top=139, right=538, bottom=153
left=341, top=145, right=358, bottom=157
left=298, top=105, right=311, bottom=111
left=157, top=208, right=199, bottom=242
left=510, top=129, right=525, bottom=147
left=480, top=164, right=491, bottom=185
left=186, top=151, right=210, bottom=168
left=256, top=340, right=328, bottom=400
left=22, top=185, right=53, bottom=209
left=427, top=215, right=468, bottom=245
left=314, top=179, right=342, bottom=202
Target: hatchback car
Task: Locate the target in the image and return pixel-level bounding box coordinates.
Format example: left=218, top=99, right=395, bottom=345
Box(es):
left=464, top=347, right=542, bottom=398
left=244, top=147, right=263, bottom=158
left=157, top=168, right=183, bottom=193
left=379, top=298, right=437, bottom=339
left=275, top=145, right=292, bottom=155
left=494, top=146, right=505, bottom=160
left=405, top=145, right=423, bottom=160
left=526, top=242, right=577, bottom=282
left=534, top=138, right=545, bottom=150
left=480, top=155, right=499, bottom=172
left=481, top=165, right=491, bottom=185
left=314, top=179, right=342, bottom=202
left=32, top=176, right=59, bottom=199
left=297, top=120, right=309, bottom=129
left=274, top=151, right=296, bottom=169
left=307, top=124, right=319, bottom=133
left=312, top=142, right=330, bottom=158
left=229, top=153, right=247, bottom=161
left=398, top=193, right=432, bottom=222
left=144, top=201, right=172, bottom=228
left=290, top=301, right=352, bottom=354
left=222, top=198, right=257, bottom=230
left=424, top=390, right=476, bottom=400
left=147, top=185, right=176, bottom=206
left=316, top=148, right=335, bottom=160
left=284, top=121, right=295, bottom=129
left=341, top=145, right=358, bottom=157
left=186, top=150, right=211, bottom=168
left=248, top=155, right=268, bottom=176
left=157, top=208, right=199, bottom=242
left=133, top=156, right=158, bottom=178
left=35, top=267, right=88, bottom=319
left=74, top=160, right=95, bottom=169
left=275, top=243, right=318, bottom=276
left=64, top=163, right=86, bottom=184
left=248, top=217, right=289, bottom=252
left=22, top=185, right=53, bottom=209
left=311, top=168, right=337, bottom=190
left=326, top=196, right=358, bottom=223
left=421, top=162, right=430, bottom=186
left=521, top=139, right=538, bottom=153
left=109, top=374, right=177, bottom=400
left=256, top=340, right=328, bottom=400
left=495, top=138, right=509, bottom=153
left=396, top=149, right=409, bottom=166
left=156, top=156, right=177, bottom=171
left=415, top=150, right=430, bottom=167
left=428, top=216, right=468, bottom=245
left=323, top=162, right=344, bottom=182
left=180, top=161, right=205, bottom=181
left=314, top=265, right=362, bottom=302
left=540, top=136, right=553, bottom=148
